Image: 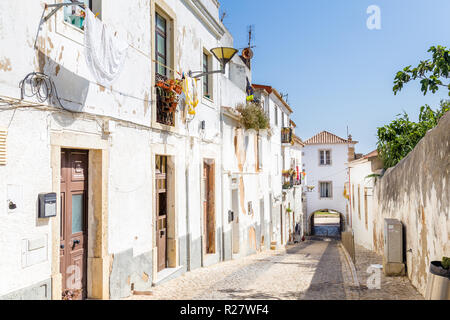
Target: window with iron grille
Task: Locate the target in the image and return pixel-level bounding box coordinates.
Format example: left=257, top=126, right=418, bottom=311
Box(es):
left=319, top=182, right=332, bottom=198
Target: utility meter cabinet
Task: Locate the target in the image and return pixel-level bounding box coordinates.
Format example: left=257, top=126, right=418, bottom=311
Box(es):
left=383, top=219, right=406, bottom=276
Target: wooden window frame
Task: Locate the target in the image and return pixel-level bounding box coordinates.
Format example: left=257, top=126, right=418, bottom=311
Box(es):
left=203, top=52, right=210, bottom=98
left=151, top=1, right=177, bottom=132
left=155, top=12, right=168, bottom=77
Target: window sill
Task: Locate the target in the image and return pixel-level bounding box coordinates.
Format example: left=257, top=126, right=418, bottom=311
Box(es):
left=152, top=119, right=178, bottom=134
left=201, top=95, right=216, bottom=109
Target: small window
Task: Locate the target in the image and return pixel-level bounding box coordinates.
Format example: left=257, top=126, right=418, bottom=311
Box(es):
left=203, top=52, right=211, bottom=99
left=319, top=150, right=331, bottom=165
left=257, top=136, right=263, bottom=169
left=320, top=182, right=332, bottom=198
left=274, top=106, right=278, bottom=126
left=63, top=0, right=101, bottom=30
left=352, top=184, right=355, bottom=210
left=358, top=184, right=361, bottom=219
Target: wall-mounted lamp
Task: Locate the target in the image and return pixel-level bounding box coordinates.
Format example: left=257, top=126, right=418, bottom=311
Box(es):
left=188, top=47, right=238, bottom=79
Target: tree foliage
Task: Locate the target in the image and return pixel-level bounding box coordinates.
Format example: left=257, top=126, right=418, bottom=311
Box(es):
left=236, top=102, right=270, bottom=130
left=393, top=45, right=450, bottom=96
left=377, top=101, right=449, bottom=169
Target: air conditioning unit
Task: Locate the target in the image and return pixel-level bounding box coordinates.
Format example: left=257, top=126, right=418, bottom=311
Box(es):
left=383, top=219, right=406, bottom=276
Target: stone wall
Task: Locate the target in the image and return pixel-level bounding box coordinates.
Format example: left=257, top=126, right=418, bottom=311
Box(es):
left=372, top=111, right=450, bottom=296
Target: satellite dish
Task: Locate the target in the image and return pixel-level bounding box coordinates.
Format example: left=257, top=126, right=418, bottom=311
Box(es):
left=242, top=47, right=254, bottom=60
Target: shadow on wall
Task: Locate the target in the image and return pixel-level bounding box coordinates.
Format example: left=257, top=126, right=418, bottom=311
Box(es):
left=35, top=50, right=89, bottom=125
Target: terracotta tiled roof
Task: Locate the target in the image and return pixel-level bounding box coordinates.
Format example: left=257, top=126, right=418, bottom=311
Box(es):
left=304, top=131, right=358, bottom=145
left=293, top=134, right=305, bottom=147
left=363, top=149, right=378, bottom=159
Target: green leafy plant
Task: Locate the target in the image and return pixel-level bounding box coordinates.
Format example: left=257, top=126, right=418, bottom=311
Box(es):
left=286, top=208, right=293, bottom=213
left=442, top=257, right=450, bottom=270
left=377, top=101, right=449, bottom=169
left=394, top=45, right=450, bottom=96
left=236, top=102, right=270, bottom=130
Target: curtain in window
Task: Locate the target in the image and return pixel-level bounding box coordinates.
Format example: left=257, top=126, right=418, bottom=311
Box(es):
left=320, top=182, right=331, bottom=198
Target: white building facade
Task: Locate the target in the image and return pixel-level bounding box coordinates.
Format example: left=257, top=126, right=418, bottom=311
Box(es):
left=303, top=131, right=357, bottom=234
left=0, top=0, right=305, bottom=300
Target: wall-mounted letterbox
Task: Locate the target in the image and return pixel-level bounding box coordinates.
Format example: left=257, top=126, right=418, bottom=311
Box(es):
left=38, top=193, right=57, bottom=218
left=228, top=210, right=234, bottom=223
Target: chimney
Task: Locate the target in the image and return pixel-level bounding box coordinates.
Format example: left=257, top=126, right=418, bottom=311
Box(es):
left=348, top=135, right=355, bottom=162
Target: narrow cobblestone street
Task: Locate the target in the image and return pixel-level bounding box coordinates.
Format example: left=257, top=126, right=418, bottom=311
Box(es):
left=128, top=240, right=422, bottom=300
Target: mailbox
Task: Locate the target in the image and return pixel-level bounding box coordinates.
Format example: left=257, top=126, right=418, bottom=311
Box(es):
left=38, top=193, right=57, bottom=218
left=228, top=210, right=234, bottom=223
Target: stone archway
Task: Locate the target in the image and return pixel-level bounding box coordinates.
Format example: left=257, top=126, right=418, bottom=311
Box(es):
left=307, top=209, right=346, bottom=237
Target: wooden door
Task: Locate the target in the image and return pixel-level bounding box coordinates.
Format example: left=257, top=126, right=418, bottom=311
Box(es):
left=156, top=156, right=168, bottom=272
left=203, top=160, right=216, bottom=254
left=60, top=149, right=88, bottom=300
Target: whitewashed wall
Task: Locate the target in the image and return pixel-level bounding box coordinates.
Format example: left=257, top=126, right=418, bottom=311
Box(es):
left=348, top=159, right=377, bottom=250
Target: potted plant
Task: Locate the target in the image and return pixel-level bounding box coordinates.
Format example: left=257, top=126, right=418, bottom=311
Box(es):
left=426, top=256, right=450, bottom=300
left=430, top=257, right=450, bottom=278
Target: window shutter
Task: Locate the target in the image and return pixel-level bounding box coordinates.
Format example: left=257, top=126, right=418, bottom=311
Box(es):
left=0, top=128, right=7, bottom=165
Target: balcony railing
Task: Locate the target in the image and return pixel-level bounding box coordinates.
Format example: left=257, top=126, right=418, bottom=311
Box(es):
left=281, top=127, right=293, bottom=144
left=156, top=73, right=175, bottom=127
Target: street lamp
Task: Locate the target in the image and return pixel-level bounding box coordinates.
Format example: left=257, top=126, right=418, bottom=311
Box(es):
left=188, top=47, right=238, bottom=79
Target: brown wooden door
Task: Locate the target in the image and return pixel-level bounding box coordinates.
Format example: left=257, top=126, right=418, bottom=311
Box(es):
left=203, top=160, right=216, bottom=254
left=156, top=156, right=168, bottom=272
left=60, top=149, right=88, bottom=300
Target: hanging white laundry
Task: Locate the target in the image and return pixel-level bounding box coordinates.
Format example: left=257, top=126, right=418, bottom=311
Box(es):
left=84, top=9, right=128, bottom=87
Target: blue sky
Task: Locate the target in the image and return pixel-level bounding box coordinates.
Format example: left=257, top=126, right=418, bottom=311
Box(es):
left=220, top=0, right=450, bottom=154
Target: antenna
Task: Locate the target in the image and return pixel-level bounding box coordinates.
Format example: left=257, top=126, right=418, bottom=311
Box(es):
left=220, top=11, right=226, bottom=22
left=247, top=25, right=255, bottom=47
left=280, top=92, right=289, bottom=104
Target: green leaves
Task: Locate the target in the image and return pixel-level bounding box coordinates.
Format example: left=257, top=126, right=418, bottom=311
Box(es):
left=236, top=102, right=270, bottom=131
left=393, top=45, right=450, bottom=96
left=377, top=101, right=449, bottom=169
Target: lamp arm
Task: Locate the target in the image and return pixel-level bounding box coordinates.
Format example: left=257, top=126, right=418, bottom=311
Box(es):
left=188, top=68, right=225, bottom=79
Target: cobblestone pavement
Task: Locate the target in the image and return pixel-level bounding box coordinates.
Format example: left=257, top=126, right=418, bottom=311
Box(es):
left=127, top=240, right=423, bottom=300
left=352, top=244, right=423, bottom=300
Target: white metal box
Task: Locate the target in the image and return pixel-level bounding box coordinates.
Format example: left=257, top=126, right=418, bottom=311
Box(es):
left=384, top=219, right=403, bottom=263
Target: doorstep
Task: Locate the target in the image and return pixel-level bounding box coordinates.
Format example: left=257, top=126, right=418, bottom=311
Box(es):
left=154, top=266, right=184, bottom=287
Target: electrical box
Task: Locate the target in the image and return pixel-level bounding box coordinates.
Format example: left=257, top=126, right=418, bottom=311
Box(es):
left=38, top=193, right=57, bottom=218
left=384, top=219, right=403, bottom=263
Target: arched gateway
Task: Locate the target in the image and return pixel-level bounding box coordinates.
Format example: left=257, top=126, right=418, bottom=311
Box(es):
left=307, top=210, right=346, bottom=238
